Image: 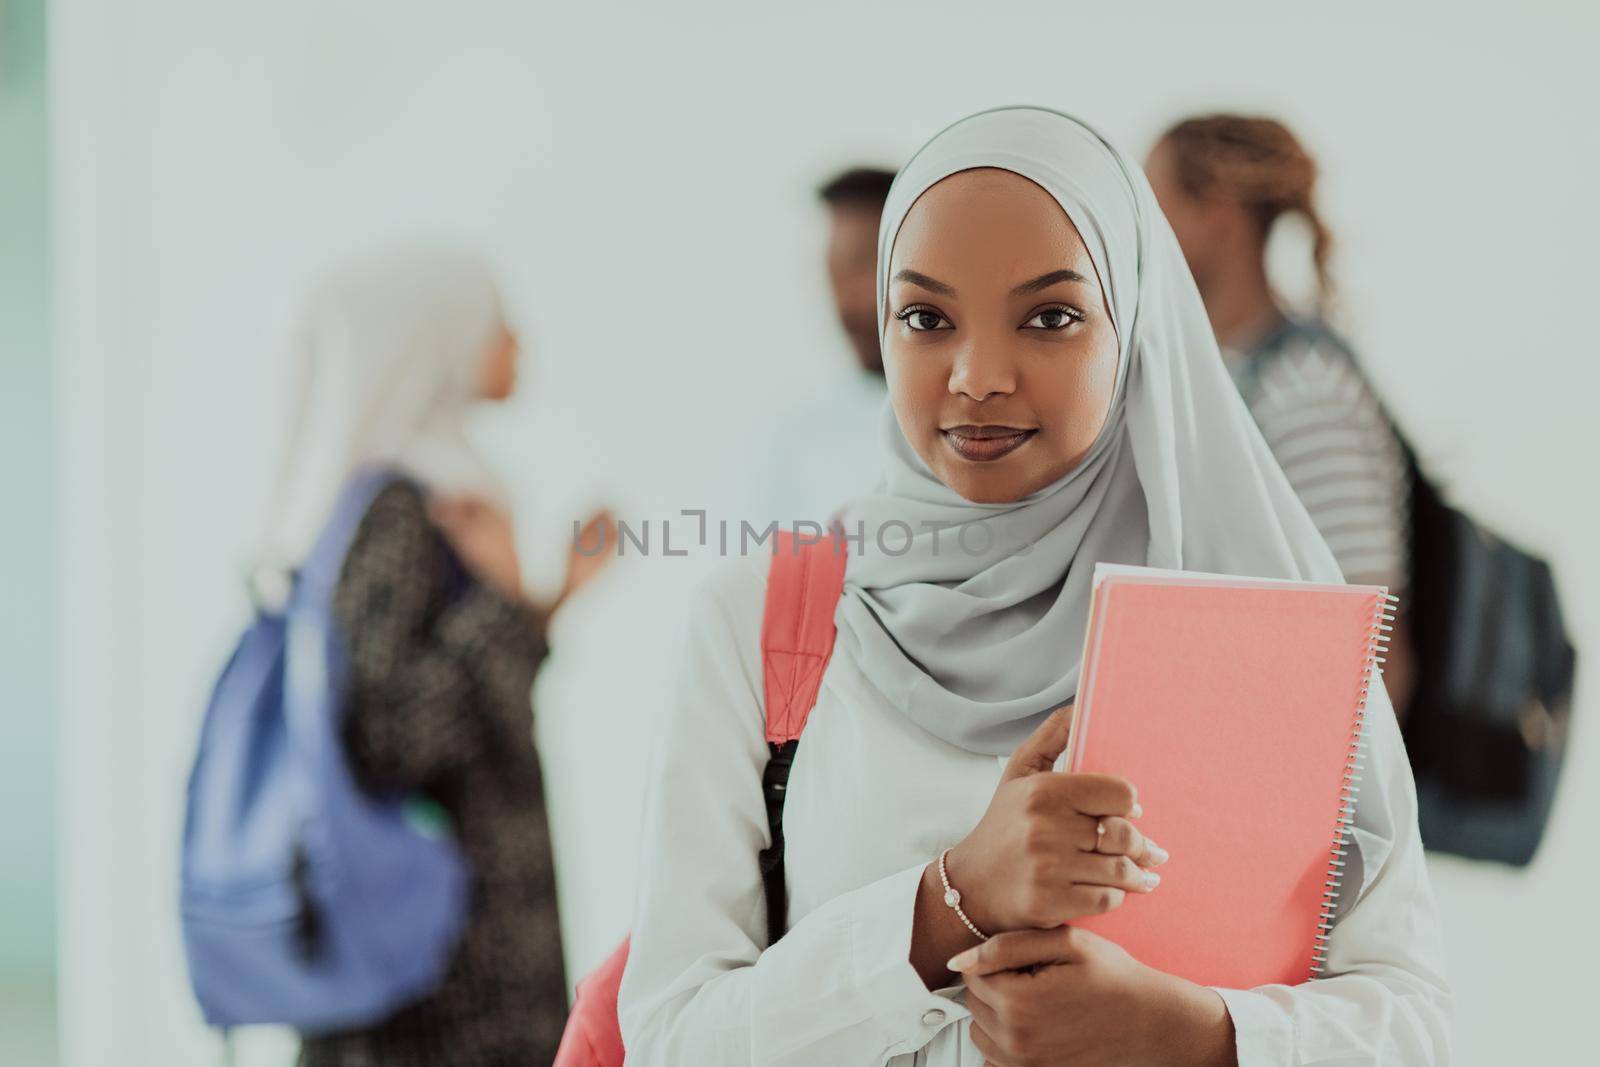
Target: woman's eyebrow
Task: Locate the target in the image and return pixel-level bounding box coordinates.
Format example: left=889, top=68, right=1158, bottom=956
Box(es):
left=1011, top=268, right=1090, bottom=295
left=892, top=269, right=956, bottom=295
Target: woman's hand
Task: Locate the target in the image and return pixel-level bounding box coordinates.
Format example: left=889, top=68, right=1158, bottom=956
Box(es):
left=430, top=495, right=523, bottom=598
left=555, top=507, right=616, bottom=612
left=945, top=702, right=1168, bottom=936
left=950, top=926, right=1237, bottom=1067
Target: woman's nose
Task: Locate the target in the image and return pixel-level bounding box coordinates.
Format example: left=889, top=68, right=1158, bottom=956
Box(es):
left=947, top=341, right=1017, bottom=402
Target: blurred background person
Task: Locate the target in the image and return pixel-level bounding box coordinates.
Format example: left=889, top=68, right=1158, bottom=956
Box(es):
left=745, top=166, right=895, bottom=524
left=1148, top=111, right=1578, bottom=873
left=820, top=166, right=894, bottom=379
left=1145, top=115, right=1418, bottom=712
left=259, top=247, right=612, bottom=1067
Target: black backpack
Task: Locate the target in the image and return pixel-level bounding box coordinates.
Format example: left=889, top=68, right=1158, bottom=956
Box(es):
left=1401, top=448, right=1575, bottom=865
left=1240, top=318, right=1576, bottom=866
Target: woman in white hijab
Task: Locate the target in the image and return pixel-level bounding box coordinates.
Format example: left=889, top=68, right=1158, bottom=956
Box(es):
left=262, top=245, right=612, bottom=640
left=268, top=247, right=518, bottom=567
left=618, top=108, right=1450, bottom=1066
left=270, top=246, right=612, bottom=1067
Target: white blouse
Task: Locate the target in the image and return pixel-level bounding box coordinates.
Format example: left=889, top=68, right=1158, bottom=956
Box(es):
left=618, top=552, right=1453, bottom=1065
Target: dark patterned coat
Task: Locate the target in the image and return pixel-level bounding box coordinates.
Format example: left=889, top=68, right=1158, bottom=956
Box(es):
left=300, top=482, right=568, bottom=1067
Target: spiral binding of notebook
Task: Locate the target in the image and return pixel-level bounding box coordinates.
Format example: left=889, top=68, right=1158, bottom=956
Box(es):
left=1309, top=589, right=1398, bottom=979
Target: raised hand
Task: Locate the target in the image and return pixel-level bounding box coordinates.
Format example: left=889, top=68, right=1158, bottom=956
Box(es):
left=556, top=507, right=616, bottom=611
left=429, top=495, right=523, bottom=599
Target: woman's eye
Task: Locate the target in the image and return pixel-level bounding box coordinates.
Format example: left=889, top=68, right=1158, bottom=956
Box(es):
left=897, top=306, right=952, bottom=332
left=1023, top=306, right=1085, bottom=330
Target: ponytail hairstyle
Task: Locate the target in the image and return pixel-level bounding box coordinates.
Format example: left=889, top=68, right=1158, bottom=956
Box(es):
left=1159, top=115, right=1334, bottom=308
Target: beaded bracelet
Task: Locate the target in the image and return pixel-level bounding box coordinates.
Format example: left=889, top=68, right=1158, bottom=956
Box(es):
left=937, top=848, right=989, bottom=942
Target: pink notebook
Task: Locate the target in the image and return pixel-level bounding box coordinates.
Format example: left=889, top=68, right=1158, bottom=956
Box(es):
left=1059, top=563, right=1393, bottom=988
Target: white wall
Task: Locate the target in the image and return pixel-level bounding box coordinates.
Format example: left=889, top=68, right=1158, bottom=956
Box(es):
left=52, top=2, right=1600, bottom=1063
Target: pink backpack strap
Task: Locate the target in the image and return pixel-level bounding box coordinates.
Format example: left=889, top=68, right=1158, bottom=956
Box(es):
left=552, top=938, right=627, bottom=1067
left=760, top=531, right=850, bottom=744
left=555, top=532, right=848, bottom=1067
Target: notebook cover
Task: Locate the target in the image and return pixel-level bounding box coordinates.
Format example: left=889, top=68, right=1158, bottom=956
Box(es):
left=1062, top=565, right=1390, bottom=988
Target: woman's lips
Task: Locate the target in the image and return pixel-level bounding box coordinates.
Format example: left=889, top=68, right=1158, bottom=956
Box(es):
left=941, top=425, right=1037, bottom=462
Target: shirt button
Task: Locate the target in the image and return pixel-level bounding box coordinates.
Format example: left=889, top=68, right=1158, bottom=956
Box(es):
left=922, top=1008, right=946, bottom=1026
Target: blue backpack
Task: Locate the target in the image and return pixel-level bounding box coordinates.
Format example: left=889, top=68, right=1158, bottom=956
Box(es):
left=180, top=466, right=470, bottom=1031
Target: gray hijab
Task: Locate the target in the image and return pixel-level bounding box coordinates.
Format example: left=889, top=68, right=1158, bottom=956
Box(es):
left=833, top=106, right=1344, bottom=757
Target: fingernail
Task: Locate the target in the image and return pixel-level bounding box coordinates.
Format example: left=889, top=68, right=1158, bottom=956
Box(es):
left=1147, top=841, right=1170, bottom=866
left=1130, top=802, right=1144, bottom=819
left=1141, top=871, right=1161, bottom=892
left=947, top=948, right=979, bottom=972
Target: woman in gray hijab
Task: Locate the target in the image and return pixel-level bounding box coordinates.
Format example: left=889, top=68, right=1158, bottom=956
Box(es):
left=619, top=107, right=1451, bottom=1066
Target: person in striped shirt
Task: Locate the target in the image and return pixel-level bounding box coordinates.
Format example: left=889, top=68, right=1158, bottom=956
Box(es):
left=1145, top=114, right=1417, bottom=713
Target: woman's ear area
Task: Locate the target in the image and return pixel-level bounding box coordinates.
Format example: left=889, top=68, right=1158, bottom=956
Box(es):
left=475, top=319, right=521, bottom=401
left=1145, top=139, right=1221, bottom=290
left=1143, top=138, right=1177, bottom=198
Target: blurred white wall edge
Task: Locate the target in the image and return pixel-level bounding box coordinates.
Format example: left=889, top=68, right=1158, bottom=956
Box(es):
left=51, top=2, right=148, bottom=1063
left=50, top=2, right=1600, bottom=1064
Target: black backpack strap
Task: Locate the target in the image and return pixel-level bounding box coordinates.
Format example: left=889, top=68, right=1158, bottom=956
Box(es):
left=757, top=740, right=801, bottom=949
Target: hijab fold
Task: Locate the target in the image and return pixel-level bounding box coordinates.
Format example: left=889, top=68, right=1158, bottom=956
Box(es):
left=834, top=107, right=1344, bottom=757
